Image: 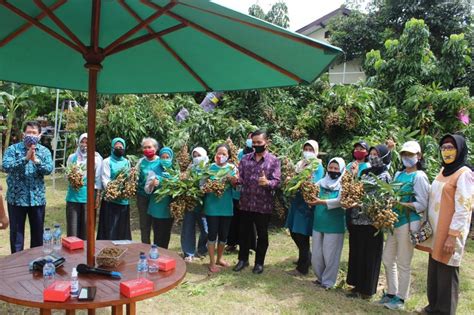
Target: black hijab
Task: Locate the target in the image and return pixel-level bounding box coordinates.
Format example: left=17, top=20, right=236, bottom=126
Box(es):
left=361, top=144, right=391, bottom=176
left=440, top=134, right=470, bottom=176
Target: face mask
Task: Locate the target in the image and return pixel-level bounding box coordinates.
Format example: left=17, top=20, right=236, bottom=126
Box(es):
left=143, top=149, right=155, bottom=159
left=193, top=156, right=205, bottom=166
left=353, top=150, right=367, bottom=161
left=245, top=139, right=253, bottom=148
left=160, top=159, right=172, bottom=168
left=24, top=134, right=40, bottom=146
left=369, top=156, right=384, bottom=168
left=113, top=148, right=125, bottom=157
left=253, top=145, right=266, bottom=154
left=303, top=151, right=316, bottom=160
left=328, top=171, right=341, bottom=180
left=80, top=145, right=87, bottom=154
left=218, top=155, right=228, bottom=164
left=402, top=156, right=418, bottom=168
left=441, top=149, right=457, bottom=164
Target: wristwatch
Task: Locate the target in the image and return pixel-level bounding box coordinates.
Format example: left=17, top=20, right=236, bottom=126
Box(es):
left=34, top=158, right=41, bottom=165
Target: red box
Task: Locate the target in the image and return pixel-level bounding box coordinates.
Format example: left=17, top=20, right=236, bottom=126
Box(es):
left=44, top=281, right=71, bottom=302
left=120, top=278, right=154, bottom=298
left=62, top=236, right=84, bottom=250
left=157, top=256, right=176, bottom=272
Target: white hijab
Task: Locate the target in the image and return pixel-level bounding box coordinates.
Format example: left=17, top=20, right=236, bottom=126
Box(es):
left=75, top=133, right=88, bottom=162
left=191, top=147, right=209, bottom=166
left=318, top=157, right=346, bottom=191
left=295, top=140, right=322, bottom=173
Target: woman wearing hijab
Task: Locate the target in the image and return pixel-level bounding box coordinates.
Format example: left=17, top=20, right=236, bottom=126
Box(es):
left=419, top=134, right=473, bottom=315
left=145, top=147, right=175, bottom=249
left=309, top=157, right=346, bottom=289
left=65, top=133, right=103, bottom=240
left=180, top=147, right=209, bottom=261
left=97, top=138, right=132, bottom=240
left=226, top=132, right=256, bottom=253
left=381, top=141, right=430, bottom=310
left=136, top=137, right=160, bottom=244
left=346, top=144, right=392, bottom=299
left=285, top=140, right=325, bottom=276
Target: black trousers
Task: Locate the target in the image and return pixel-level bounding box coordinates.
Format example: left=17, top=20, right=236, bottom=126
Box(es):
left=97, top=201, right=132, bottom=241
left=8, top=204, right=45, bottom=253
left=206, top=216, right=232, bottom=244
left=290, top=232, right=311, bottom=275
left=427, top=255, right=459, bottom=315
left=152, top=218, right=174, bottom=249
left=238, top=211, right=271, bottom=265
left=346, top=224, right=383, bottom=296
left=227, top=200, right=257, bottom=250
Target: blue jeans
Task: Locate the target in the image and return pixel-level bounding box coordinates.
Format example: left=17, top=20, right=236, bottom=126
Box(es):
left=8, top=204, right=45, bottom=253
left=180, top=211, right=208, bottom=257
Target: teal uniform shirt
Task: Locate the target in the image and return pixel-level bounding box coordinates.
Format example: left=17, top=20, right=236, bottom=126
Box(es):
left=108, top=156, right=131, bottom=206
left=137, top=157, right=160, bottom=196
left=346, top=161, right=369, bottom=178
left=204, top=163, right=236, bottom=216
left=66, top=154, right=87, bottom=203
left=147, top=161, right=173, bottom=219
left=313, top=187, right=345, bottom=234
left=285, top=163, right=325, bottom=236
left=392, top=171, right=420, bottom=228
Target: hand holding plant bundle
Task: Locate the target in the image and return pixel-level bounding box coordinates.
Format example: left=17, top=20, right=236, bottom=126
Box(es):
left=201, top=166, right=236, bottom=198
left=64, top=163, right=85, bottom=191
left=104, top=167, right=138, bottom=200
left=282, top=158, right=320, bottom=205
left=340, top=172, right=364, bottom=209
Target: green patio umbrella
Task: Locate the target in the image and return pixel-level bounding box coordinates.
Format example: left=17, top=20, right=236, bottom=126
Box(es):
left=0, top=0, right=342, bottom=265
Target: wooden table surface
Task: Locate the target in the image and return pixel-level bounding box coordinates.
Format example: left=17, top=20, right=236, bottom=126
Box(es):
left=0, top=241, right=186, bottom=314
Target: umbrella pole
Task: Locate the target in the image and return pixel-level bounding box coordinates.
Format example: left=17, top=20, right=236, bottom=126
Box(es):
left=86, top=65, right=100, bottom=266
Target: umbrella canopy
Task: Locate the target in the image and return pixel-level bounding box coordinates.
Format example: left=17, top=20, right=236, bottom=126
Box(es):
left=0, top=0, right=342, bottom=265
left=0, top=0, right=341, bottom=93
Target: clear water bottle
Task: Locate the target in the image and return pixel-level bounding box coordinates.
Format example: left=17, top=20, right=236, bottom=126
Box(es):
left=43, top=258, right=55, bottom=288
left=137, top=252, right=148, bottom=279
left=43, top=227, right=53, bottom=254
left=53, top=224, right=62, bottom=252
left=148, top=244, right=159, bottom=273
left=70, top=267, right=79, bottom=298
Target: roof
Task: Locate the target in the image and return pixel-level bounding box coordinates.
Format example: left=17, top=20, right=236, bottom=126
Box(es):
left=296, top=7, right=351, bottom=35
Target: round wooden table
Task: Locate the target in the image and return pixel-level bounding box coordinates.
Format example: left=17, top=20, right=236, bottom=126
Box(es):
left=0, top=241, right=186, bottom=315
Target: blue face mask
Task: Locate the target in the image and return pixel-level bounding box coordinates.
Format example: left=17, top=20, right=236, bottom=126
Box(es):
left=160, top=159, right=172, bottom=168
left=245, top=139, right=253, bottom=148
left=24, top=134, right=40, bottom=146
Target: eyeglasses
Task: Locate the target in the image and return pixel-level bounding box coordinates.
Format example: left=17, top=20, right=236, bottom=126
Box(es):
left=440, top=145, right=455, bottom=151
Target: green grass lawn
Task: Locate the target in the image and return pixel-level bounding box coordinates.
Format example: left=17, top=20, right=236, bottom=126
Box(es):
left=0, top=175, right=473, bottom=314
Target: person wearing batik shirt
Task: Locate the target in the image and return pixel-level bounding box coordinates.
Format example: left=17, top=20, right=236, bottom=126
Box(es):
left=231, top=130, right=281, bottom=275
left=3, top=121, right=53, bottom=253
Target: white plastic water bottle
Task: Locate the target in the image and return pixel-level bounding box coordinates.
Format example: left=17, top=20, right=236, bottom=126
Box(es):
left=137, top=252, right=148, bottom=279
left=53, top=224, right=62, bottom=252
left=70, top=267, right=79, bottom=298
left=43, top=228, right=53, bottom=254
left=43, top=258, right=55, bottom=288
left=148, top=244, right=159, bottom=273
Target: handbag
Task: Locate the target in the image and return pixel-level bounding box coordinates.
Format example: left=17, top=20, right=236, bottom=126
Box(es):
left=408, top=208, right=432, bottom=246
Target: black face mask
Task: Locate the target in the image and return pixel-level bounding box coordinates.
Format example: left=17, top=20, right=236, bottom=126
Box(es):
left=114, top=148, right=125, bottom=157
left=253, top=145, right=266, bottom=154
left=328, top=171, right=341, bottom=180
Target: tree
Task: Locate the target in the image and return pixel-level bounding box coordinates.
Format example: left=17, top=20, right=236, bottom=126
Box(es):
left=248, top=1, right=290, bottom=28
left=0, top=84, right=47, bottom=150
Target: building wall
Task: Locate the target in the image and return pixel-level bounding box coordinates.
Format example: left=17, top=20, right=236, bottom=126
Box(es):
left=303, top=26, right=366, bottom=84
